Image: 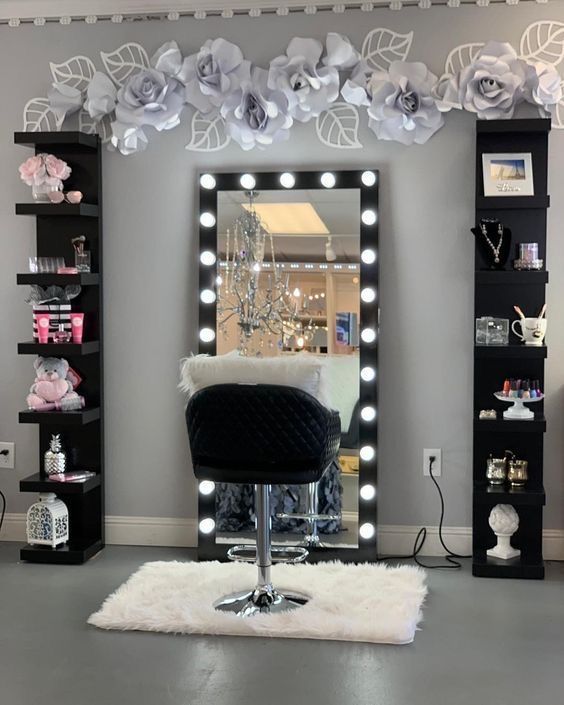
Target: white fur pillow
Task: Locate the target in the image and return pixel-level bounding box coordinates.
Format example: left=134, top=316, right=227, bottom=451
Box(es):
left=179, top=352, right=331, bottom=409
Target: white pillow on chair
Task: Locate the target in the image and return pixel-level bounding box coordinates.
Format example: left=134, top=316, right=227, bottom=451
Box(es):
left=179, top=352, right=331, bottom=408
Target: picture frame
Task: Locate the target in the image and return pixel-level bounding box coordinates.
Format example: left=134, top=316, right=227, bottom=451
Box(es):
left=482, top=152, right=534, bottom=197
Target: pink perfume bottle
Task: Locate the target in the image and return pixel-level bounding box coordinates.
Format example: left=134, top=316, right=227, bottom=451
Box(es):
left=53, top=324, right=71, bottom=344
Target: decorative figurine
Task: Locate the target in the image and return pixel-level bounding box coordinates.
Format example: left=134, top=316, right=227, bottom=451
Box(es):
left=44, top=434, right=66, bottom=476
left=487, top=504, right=521, bottom=560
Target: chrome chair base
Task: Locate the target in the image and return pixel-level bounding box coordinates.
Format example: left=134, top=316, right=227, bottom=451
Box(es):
left=214, top=585, right=309, bottom=617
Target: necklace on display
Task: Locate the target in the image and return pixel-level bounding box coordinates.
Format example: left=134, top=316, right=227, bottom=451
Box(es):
left=480, top=221, right=504, bottom=264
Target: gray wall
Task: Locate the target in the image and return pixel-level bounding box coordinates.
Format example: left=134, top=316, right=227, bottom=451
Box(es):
left=0, top=4, right=563, bottom=531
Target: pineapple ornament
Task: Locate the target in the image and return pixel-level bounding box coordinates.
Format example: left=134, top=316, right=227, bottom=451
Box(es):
left=44, top=434, right=66, bottom=476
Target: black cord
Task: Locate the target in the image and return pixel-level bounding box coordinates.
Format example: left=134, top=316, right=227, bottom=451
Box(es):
left=378, top=456, right=472, bottom=570
left=0, top=489, right=6, bottom=536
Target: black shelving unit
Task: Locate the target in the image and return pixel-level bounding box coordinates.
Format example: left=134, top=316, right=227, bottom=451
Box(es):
left=472, top=118, right=550, bottom=580
left=15, top=131, right=104, bottom=565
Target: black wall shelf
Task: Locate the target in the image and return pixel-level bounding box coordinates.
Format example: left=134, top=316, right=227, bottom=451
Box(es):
left=472, top=118, right=550, bottom=580
left=16, top=131, right=104, bottom=565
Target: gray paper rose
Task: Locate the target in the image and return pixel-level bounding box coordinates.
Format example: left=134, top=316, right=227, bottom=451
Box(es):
left=84, top=72, right=117, bottom=121
left=220, top=66, right=292, bottom=151
left=341, top=60, right=373, bottom=107
left=268, top=37, right=339, bottom=122
left=438, top=41, right=527, bottom=119
left=115, top=68, right=184, bottom=131
left=182, top=38, right=247, bottom=114
left=109, top=122, right=148, bottom=156
left=367, top=61, right=444, bottom=145
left=48, top=83, right=83, bottom=122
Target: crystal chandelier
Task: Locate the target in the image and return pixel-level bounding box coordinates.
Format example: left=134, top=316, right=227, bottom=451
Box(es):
left=217, top=192, right=299, bottom=355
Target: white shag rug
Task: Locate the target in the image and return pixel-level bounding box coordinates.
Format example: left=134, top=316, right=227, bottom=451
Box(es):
left=88, top=561, right=427, bottom=645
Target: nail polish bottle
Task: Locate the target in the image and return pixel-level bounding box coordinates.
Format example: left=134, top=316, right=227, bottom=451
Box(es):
left=522, top=380, right=530, bottom=399
left=510, top=381, right=518, bottom=398
left=503, top=378, right=511, bottom=397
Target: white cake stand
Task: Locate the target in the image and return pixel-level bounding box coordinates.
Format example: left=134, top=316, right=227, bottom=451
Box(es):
left=494, top=392, right=544, bottom=420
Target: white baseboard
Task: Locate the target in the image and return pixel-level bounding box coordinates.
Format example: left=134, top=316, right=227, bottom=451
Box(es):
left=2, top=513, right=563, bottom=560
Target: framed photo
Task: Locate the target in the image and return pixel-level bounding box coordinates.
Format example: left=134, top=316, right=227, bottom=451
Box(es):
left=482, top=153, right=534, bottom=197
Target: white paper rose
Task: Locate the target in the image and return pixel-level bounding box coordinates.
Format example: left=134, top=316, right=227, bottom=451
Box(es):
left=151, top=40, right=184, bottom=80
left=182, top=38, right=247, bottom=114
left=341, top=61, right=373, bottom=107
left=324, top=32, right=361, bottom=70
left=84, top=72, right=117, bottom=121
left=526, top=62, right=563, bottom=112
left=115, top=68, right=184, bottom=131
left=48, top=83, right=83, bottom=122
left=109, top=122, right=148, bottom=156
left=268, top=37, right=340, bottom=122
left=366, top=61, right=444, bottom=145
left=439, top=41, right=527, bottom=119
left=221, top=66, right=292, bottom=150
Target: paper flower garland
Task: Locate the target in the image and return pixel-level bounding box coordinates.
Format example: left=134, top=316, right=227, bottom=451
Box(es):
left=41, top=30, right=564, bottom=155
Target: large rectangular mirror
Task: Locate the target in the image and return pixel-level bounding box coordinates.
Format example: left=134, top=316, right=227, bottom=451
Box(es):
left=197, top=171, right=378, bottom=562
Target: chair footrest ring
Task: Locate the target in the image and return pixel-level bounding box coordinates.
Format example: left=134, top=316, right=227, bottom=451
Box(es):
left=276, top=512, right=341, bottom=522
left=226, top=544, right=308, bottom=564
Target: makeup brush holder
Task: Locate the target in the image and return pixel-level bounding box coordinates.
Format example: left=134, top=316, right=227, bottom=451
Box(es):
left=494, top=392, right=544, bottom=420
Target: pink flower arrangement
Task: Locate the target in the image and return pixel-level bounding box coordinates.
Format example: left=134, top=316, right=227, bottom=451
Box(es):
left=18, top=153, right=71, bottom=190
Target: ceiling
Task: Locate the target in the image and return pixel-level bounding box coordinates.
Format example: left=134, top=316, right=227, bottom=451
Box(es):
left=218, top=189, right=360, bottom=262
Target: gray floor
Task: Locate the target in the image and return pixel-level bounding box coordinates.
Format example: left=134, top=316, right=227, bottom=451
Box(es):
left=1, top=543, right=563, bottom=705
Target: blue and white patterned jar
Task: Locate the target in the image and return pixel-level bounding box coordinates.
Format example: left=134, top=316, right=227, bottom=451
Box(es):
left=26, top=493, right=69, bottom=548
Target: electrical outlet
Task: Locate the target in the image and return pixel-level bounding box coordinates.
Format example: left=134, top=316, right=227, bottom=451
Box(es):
left=0, top=442, right=15, bottom=469
left=423, top=448, right=442, bottom=477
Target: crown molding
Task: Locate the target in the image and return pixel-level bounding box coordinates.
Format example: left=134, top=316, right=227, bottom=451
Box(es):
left=0, top=0, right=554, bottom=22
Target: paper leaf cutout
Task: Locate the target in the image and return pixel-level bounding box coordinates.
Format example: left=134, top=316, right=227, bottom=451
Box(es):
left=316, top=103, right=362, bottom=150
left=22, top=97, right=63, bottom=132
left=50, top=55, right=96, bottom=91
left=101, top=42, right=149, bottom=86
left=444, top=43, right=484, bottom=75
left=79, top=110, right=113, bottom=144
left=185, top=111, right=231, bottom=152
left=361, top=28, right=414, bottom=72
left=544, top=82, right=564, bottom=129
left=520, top=21, right=564, bottom=66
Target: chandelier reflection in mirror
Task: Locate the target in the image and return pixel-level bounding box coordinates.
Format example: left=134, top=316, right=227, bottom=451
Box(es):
left=217, top=191, right=300, bottom=356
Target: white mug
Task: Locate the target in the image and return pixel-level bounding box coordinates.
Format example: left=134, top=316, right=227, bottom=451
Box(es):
left=511, top=317, right=547, bottom=346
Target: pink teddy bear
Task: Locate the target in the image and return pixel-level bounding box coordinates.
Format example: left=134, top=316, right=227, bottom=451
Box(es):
left=26, top=357, right=78, bottom=410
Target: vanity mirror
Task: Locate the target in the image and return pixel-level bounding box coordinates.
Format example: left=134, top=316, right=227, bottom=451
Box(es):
left=197, top=170, right=378, bottom=562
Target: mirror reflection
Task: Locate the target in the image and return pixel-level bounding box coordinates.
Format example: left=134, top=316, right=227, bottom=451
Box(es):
left=215, top=188, right=360, bottom=549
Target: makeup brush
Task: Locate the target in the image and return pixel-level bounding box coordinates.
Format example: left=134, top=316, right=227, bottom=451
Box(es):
left=538, top=304, right=547, bottom=319
left=514, top=305, right=526, bottom=319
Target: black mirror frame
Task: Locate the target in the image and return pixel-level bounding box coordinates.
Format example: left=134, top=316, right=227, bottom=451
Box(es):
left=196, top=169, right=379, bottom=563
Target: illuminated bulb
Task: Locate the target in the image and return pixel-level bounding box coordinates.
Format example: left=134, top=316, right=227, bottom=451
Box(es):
left=359, top=522, right=376, bottom=539
left=320, top=292, right=325, bottom=298
left=200, top=250, right=216, bottom=266
left=360, top=484, right=376, bottom=501
left=361, top=406, right=376, bottom=422
left=308, top=295, right=314, bottom=300
left=280, top=172, right=295, bottom=188
left=199, top=480, right=215, bottom=495
left=200, top=212, right=216, bottom=228
left=297, top=336, right=305, bottom=347
left=321, top=172, right=336, bottom=188
left=215, top=275, right=223, bottom=286
left=240, top=173, right=256, bottom=190
left=361, top=328, right=376, bottom=343
left=253, top=262, right=261, bottom=272
left=314, top=294, right=319, bottom=299
left=293, top=287, right=301, bottom=297
left=361, top=287, right=376, bottom=303
left=199, top=328, right=215, bottom=343
left=362, top=210, right=377, bottom=226
left=360, top=445, right=375, bottom=461
left=352, top=276, right=359, bottom=284
left=200, top=173, right=216, bottom=190
left=199, top=517, right=215, bottom=534
left=200, top=289, right=216, bottom=304
left=361, top=366, right=376, bottom=382
left=361, top=171, right=377, bottom=187
left=361, top=249, right=376, bottom=264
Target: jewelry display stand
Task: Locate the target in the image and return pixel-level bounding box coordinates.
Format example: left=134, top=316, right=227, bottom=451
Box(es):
left=472, top=118, right=549, bottom=580
left=471, top=220, right=512, bottom=269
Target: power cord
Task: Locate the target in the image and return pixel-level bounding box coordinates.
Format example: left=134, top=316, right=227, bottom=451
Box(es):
left=378, top=455, right=471, bottom=570
left=0, top=449, right=7, bottom=537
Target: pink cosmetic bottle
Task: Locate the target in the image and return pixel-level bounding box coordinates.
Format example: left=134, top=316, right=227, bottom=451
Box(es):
left=71, top=313, right=84, bottom=343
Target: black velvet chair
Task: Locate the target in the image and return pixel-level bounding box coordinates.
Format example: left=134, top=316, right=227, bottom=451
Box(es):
left=186, top=383, right=341, bottom=617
